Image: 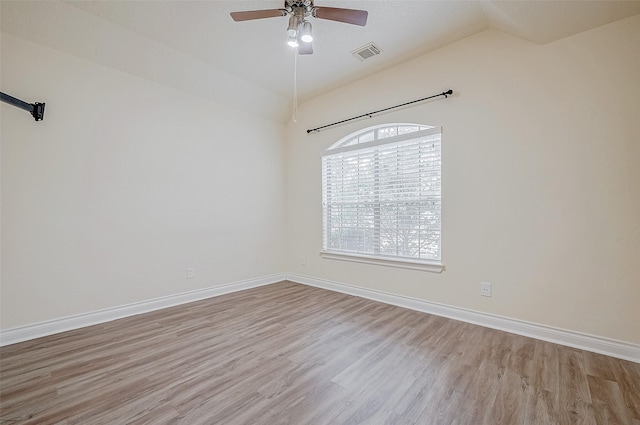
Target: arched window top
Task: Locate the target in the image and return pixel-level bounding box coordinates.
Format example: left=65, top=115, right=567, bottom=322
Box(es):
left=328, top=123, right=433, bottom=151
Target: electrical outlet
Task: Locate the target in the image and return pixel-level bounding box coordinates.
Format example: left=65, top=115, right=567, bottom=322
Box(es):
left=480, top=282, right=492, bottom=297
left=187, top=268, right=195, bottom=279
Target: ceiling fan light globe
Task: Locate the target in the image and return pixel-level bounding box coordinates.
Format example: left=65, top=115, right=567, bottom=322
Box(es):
left=301, top=21, right=313, bottom=43
left=287, top=15, right=299, bottom=37
left=287, top=36, right=299, bottom=48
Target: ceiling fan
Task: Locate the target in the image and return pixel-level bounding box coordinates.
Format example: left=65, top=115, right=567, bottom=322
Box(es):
left=230, top=0, right=368, bottom=55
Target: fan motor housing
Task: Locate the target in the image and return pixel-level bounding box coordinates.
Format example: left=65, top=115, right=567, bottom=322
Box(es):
left=287, top=0, right=313, bottom=9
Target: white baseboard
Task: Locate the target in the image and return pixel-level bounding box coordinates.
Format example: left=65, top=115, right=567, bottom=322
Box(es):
left=3, top=272, right=638, bottom=363
left=286, top=273, right=640, bottom=363
left=0, top=273, right=287, bottom=347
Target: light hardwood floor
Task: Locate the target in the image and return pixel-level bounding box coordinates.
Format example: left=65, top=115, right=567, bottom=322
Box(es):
left=1, top=281, right=638, bottom=424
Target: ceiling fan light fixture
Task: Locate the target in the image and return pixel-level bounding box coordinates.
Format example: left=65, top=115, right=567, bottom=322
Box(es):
left=230, top=2, right=370, bottom=56
left=300, top=21, right=313, bottom=43
left=287, top=15, right=299, bottom=37
left=287, top=35, right=299, bottom=48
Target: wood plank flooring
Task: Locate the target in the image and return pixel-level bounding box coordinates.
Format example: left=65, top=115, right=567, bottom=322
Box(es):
left=1, top=280, right=638, bottom=424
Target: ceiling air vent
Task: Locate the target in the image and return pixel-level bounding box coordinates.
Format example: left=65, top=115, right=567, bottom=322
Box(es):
left=352, top=42, right=382, bottom=61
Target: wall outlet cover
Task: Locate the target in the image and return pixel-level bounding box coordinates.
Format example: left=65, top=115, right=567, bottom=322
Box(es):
left=480, top=282, right=492, bottom=297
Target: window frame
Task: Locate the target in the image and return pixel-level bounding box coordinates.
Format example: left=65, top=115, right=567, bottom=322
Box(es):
left=320, top=124, right=444, bottom=273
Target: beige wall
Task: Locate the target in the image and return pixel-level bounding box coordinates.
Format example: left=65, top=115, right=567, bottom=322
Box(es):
left=285, top=16, right=640, bottom=344
left=1, top=34, right=286, bottom=329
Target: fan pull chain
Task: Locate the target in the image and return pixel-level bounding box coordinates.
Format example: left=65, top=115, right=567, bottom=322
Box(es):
left=292, top=48, right=298, bottom=123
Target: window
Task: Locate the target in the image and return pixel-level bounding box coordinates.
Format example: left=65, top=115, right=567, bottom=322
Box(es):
left=321, top=124, right=443, bottom=272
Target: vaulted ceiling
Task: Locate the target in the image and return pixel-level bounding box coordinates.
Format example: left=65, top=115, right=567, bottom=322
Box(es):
left=2, top=1, right=639, bottom=122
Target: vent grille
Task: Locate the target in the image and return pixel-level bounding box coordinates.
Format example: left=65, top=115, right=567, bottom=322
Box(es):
left=352, top=42, right=382, bottom=61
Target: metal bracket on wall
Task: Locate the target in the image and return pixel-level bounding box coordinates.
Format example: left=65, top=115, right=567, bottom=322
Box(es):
left=1, top=92, right=46, bottom=121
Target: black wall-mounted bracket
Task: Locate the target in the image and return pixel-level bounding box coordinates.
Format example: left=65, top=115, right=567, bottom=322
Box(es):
left=1, top=92, right=46, bottom=121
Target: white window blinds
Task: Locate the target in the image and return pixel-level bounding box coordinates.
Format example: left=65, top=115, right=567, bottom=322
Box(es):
left=322, top=126, right=441, bottom=263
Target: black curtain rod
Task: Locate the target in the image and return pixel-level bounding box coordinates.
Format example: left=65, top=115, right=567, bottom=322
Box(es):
left=1, top=92, right=45, bottom=121
left=307, top=89, right=453, bottom=134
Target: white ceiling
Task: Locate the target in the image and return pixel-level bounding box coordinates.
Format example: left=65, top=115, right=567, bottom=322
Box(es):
left=2, top=1, right=639, bottom=122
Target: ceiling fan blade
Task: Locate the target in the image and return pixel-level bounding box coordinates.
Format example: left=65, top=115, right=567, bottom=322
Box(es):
left=298, top=42, right=313, bottom=55
left=314, top=7, right=368, bottom=26
left=230, top=9, right=286, bottom=22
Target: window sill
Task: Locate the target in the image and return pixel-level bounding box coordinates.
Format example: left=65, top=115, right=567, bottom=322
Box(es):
left=320, top=251, right=444, bottom=273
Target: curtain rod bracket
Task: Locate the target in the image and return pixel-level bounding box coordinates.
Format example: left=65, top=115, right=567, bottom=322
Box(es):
left=1, top=92, right=46, bottom=121
left=307, top=88, right=453, bottom=134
